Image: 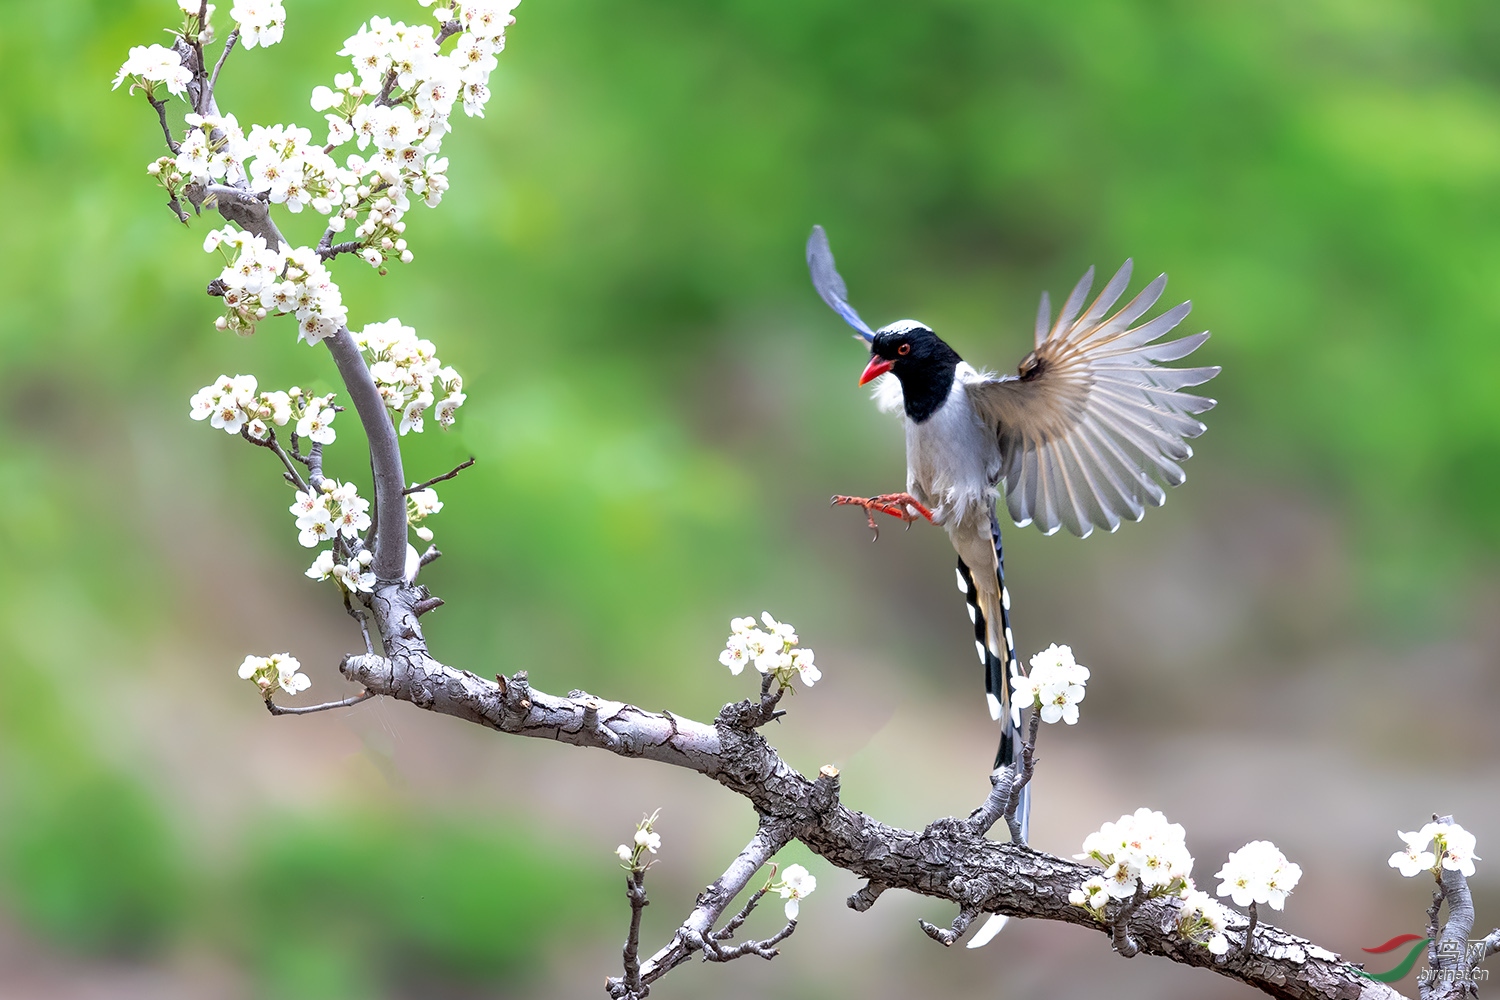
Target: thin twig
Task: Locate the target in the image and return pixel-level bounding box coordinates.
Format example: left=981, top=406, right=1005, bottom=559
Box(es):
left=701, top=878, right=800, bottom=962
left=207, top=27, right=239, bottom=104
left=147, top=92, right=181, bottom=154
left=1239, top=901, right=1258, bottom=958
left=191, top=0, right=209, bottom=113
left=342, top=590, right=375, bottom=655
left=621, top=869, right=648, bottom=996
left=317, top=238, right=366, bottom=261
left=1004, top=708, right=1042, bottom=843
left=375, top=66, right=400, bottom=106
left=239, top=425, right=310, bottom=492
left=266, top=690, right=373, bottom=716
left=436, top=20, right=463, bottom=44
left=404, top=457, right=476, bottom=494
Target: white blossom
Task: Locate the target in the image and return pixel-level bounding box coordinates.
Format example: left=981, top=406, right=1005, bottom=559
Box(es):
left=355, top=318, right=465, bottom=430
left=1076, top=808, right=1194, bottom=905
left=789, top=648, right=820, bottom=687
left=717, top=613, right=818, bottom=689
left=311, top=85, right=343, bottom=112
left=237, top=652, right=310, bottom=697
left=718, top=636, right=751, bottom=675
left=776, top=864, right=816, bottom=921
left=230, top=0, right=287, bottom=49
left=1067, top=875, right=1112, bottom=914
left=1389, top=821, right=1479, bottom=878
left=1010, top=642, right=1088, bottom=727
left=113, top=44, right=192, bottom=95
left=1215, top=841, right=1301, bottom=911
left=306, top=549, right=337, bottom=580
left=1178, top=888, right=1232, bottom=956
left=290, top=480, right=370, bottom=548
left=296, top=401, right=338, bottom=444
left=617, top=809, right=662, bottom=870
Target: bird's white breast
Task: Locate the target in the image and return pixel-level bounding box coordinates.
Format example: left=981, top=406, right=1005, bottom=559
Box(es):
left=904, top=364, right=1002, bottom=526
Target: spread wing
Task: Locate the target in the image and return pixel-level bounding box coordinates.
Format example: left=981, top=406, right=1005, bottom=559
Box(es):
left=806, top=225, right=876, bottom=342
left=965, top=260, right=1219, bottom=538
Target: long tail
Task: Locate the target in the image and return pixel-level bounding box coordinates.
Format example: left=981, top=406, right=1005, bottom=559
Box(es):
left=955, top=512, right=1030, bottom=842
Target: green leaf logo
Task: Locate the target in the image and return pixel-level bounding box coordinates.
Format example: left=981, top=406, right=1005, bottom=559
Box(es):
left=1354, top=935, right=1429, bottom=983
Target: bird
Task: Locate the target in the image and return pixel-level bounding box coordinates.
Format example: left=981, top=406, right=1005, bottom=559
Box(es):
left=806, top=224, right=1219, bottom=854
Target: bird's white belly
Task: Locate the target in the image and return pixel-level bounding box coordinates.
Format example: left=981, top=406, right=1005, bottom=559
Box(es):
left=905, top=377, right=1001, bottom=526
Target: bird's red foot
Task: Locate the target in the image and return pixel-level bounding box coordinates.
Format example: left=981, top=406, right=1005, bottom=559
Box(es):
left=830, top=493, right=935, bottom=540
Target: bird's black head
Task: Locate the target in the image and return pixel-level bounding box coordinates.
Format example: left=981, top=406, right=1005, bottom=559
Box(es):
left=859, top=321, right=963, bottom=423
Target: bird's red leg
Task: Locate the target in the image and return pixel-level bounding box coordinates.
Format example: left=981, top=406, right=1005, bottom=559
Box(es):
left=830, top=493, right=936, bottom=540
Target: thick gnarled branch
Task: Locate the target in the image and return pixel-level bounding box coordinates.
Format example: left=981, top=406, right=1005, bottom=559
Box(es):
left=339, top=629, right=1400, bottom=1000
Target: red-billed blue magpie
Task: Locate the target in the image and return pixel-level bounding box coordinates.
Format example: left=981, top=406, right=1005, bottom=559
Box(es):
left=807, top=225, right=1219, bottom=846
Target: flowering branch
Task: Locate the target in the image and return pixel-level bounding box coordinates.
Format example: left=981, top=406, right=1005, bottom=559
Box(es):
left=117, top=4, right=1451, bottom=999
left=606, top=819, right=797, bottom=998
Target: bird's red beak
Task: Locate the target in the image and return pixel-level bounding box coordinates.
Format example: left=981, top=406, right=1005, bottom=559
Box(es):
left=859, top=355, right=894, bottom=386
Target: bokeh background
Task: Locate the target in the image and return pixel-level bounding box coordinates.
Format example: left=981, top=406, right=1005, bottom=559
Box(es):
left=3, top=0, right=1500, bottom=996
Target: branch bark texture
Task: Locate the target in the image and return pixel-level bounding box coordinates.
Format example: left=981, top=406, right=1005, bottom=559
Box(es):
left=339, top=606, right=1401, bottom=1000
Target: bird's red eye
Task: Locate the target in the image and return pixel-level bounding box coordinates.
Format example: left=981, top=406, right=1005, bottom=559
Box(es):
left=897, top=343, right=911, bottom=356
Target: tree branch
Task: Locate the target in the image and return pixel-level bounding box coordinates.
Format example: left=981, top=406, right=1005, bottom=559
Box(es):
left=404, top=457, right=476, bottom=494
left=322, top=327, right=407, bottom=583
left=239, top=425, right=310, bottom=492
left=207, top=27, right=239, bottom=108
left=338, top=640, right=1400, bottom=1000
left=607, top=821, right=791, bottom=998
left=147, top=92, right=181, bottom=154
left=620, top=868, right=649, bottom=996
left=265, top=690, right=373, bottom=716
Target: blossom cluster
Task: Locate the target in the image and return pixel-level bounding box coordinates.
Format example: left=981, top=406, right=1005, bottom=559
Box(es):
left=718, top=613, right=820, bottom=689
left=407, top=487, right=443, bottom=543
left=237, top=652, right=310, bottom=697
left=615, top=809, right=662, bottom=872
left=773, top=864, right=817, bottom=921
left=1214, top=840, right=1302, bottom=911
left=203, top=227, right=349, bottom=341
left=306, top=548, right=376, bottom=593
left=1389, top=820, right=1480, bottom=878
left=113, top=44, right=193, bottom=96
left=1072, top=808, right=1194, bottom=914
left=189, top=373, right=337, bottom=443
left=229, top=0, right=287, bottom=49
left=290, top=479, right=372, bottom=549
left=1010, top=642, right=1089, bottom=727
left=1177, top=889, right=1234, bottom=956
left=122, top=0, right=522, bottom=318
left=355, top=318, right=466, bottom=433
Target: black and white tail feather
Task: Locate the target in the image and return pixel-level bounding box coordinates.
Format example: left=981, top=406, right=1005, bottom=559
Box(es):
left=957, top=514, right=1028, bottom=950
left=954, top=516, right=1028, bottom=828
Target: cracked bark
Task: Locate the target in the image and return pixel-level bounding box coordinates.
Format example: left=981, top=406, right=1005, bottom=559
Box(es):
left=337, top=643, right=1399, bottom=1000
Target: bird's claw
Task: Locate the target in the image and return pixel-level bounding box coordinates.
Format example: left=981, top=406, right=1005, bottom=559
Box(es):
left=831, top=493, right=935, bottom=540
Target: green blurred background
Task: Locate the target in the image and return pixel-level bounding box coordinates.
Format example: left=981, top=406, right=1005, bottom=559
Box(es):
left=3, top=0, right=1500, bottom=996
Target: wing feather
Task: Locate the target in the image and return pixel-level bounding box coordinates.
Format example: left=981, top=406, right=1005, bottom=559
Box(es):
left=968, top=263, right=1218, bottom=536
